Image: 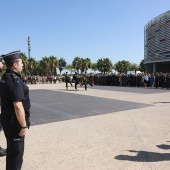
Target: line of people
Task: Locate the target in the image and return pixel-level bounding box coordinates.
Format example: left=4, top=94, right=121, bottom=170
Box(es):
left=65, top=71, right=93, bottom=91
left=92, top=73, right=170, bottom=89
left=65, top=72, right=170, bottom=90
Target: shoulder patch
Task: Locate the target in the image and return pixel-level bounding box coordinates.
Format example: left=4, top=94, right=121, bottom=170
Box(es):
left=11, top=74, right=19, bottom=83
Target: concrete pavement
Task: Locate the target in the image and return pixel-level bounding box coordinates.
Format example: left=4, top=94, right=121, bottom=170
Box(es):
left=0, top=83, right=170, bottom=170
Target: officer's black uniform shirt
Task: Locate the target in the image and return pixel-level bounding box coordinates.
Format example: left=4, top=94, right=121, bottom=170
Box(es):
left=0, top=69, right=30, bottom=127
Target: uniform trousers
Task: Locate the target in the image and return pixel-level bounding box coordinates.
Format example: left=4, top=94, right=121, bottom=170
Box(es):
left=85, top=83, right=87, bottom=90
left=75, top=82, right=80, bottom=90
left=3, top=125, right=25, bottom=170
left=66, top=81, right=68, bottom=89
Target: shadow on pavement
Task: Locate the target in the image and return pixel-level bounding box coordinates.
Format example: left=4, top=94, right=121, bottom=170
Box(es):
left=157, top=143, right=170, bottom=150
left=115, top=150, right=170, bottom=162
left=153, top=102, right=170, bottom=104
left=30, top=89, right=152, bottom=126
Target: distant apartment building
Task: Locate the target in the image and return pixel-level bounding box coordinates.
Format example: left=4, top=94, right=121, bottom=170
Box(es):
left=144, top=10, right=170, bottom=73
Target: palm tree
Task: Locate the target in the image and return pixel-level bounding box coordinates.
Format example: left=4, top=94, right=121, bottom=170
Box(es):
left=29, top=57, right=39, bottom=75
left=91, top=63, right=98, bottom=73
left=58, top=58, right=66, bottom=75
left=49, top=56, right=58, bottom=75
left=39, top=56, right=58, bottom=75
left=39, top=57, right=50, bottom=75
left=130, top=63, right=139, bottom=72
left=80, top=58, right=91, bottom=73
left=72, top=56, right=82, bottom=73
left=21, top=53, right=29, bottom=75
left=97, top=58, right=112, bottom=74
left=65, top=64, right=75, bottom=74
left=114, top=60, right=131, bottom=73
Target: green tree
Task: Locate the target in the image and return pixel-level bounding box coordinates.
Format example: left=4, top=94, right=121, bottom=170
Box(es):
left=139, top=59, right=146, bottom=72
left=21, top=53, right=29, bottom=76
left=29, top=57, right=39, bottom=75
left=65, top=64, right=75, bottom=74
left=97, top=58, right=112, bottom=74
left=91, top=63, right=98, bottom=73
left=58, top=58, right=66, bottom=75
left=80, top=58, right=91, bottom=73
left=39, top=56, right=58, bottom=75
left=72, top=56, right=82, bottom=73
left=130, top=63, right=139, bottom=71
left=39, top=57, right=50, bottom=75
left=49, top=56, right=58, bottom=75
left=114, top=60, right=131, bottom=73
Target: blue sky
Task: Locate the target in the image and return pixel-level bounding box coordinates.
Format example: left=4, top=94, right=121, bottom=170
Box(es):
left=1, top=0, right=170, bottom=65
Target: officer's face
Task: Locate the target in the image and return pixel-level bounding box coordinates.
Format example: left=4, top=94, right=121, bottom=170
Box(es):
left=15, top=59, right=23, bottom=73
left=0, top=62, right=3, bottom=72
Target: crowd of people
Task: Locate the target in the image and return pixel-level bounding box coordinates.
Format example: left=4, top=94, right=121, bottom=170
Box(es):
left=22, top=75, right=62, bottom=84
left=22, top=72, right=170, bottom=89
left=92, top=72, right=170, bottom=89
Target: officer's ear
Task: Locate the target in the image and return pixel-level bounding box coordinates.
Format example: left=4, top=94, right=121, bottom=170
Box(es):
left=13, top=62, right=18, bottom=69
left=12, top=59, right=20, bottom=70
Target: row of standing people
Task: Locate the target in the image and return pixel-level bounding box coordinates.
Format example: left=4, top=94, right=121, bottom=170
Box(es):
left=92, top=73, right=170, bottom=89
left=22, top=75, right=62, bottom=84
left=64, top=72, right=170, bottom=90
left=21, top=72, right=170, bottom=90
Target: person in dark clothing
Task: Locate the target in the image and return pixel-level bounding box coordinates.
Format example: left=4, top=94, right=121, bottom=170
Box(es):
left=0, top=51, right=31, bottom=170
left=65, top=72, right=73, bottom=90
left=83, top=71, right=93, bottom=90
left=160, top=73, right=166, bottom=89
left=166, top=73, right=170, bottom=89
left=0, top=56, right=6, bottom=157
left=73, top=72, right=81, bottom=90
left=155, top=72, right=160, bottom=88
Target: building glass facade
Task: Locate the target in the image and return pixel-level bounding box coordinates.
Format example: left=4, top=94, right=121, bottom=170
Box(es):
left=144, top=10, right=170, bottom=73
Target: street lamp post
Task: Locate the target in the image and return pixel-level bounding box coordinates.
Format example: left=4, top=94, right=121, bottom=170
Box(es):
left=28, top=36, right=31, bottom=74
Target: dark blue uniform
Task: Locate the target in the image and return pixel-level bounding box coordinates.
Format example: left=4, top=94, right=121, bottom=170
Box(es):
left=65, top=72, right=73, bottom=90
left=1, top=69, right=30, bottom=170
left=73, top=72, right=80, bottom=90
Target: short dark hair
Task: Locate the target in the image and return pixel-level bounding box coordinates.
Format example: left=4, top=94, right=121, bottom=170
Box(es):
left=6, top=59, right=20, bottom=69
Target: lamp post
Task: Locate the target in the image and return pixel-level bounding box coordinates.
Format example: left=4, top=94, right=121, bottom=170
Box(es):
left=28, top=36, right=31, bottom=74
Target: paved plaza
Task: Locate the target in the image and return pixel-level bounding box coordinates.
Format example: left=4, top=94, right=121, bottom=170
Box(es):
left=0, top=83, right=170, bottom=170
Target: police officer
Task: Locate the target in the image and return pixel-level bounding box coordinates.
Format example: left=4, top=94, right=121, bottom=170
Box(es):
left=65, top=72, right=68, bottom=90
left=84, top=71, right=88, bottom=90
left=0, top=51, right=31, bottom=170
left=73, top=72, right=80, bottom=90
left=83, top=71, right=93, bottom=90
left=65, top=72, right=73, bottom=90
left=166, top=73, right=170, bottom=89
left=155, top=72, right=160, bottom=88
left=0, top=56, right=6, bottom=157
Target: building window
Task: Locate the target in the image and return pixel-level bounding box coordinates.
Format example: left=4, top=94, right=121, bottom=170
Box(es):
left=160, top=38, right=165, bottom=42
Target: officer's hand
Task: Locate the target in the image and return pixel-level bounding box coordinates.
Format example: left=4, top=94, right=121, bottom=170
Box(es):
left=18, top=128, right=27, bottom=136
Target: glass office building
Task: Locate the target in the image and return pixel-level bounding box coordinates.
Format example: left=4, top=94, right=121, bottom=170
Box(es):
left=144, top=10, right=170, bottom=73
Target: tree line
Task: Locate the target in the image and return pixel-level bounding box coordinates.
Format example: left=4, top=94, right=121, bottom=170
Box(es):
left=0, top=53, right=146, bottom=76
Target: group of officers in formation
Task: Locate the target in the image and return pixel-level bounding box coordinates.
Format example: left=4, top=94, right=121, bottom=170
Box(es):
left=94, top=72, right=170, bottom=89
left=22, top=72, right=170, bottom=90
left=64, top=72, right=170, bottom=90
left=65, top=71, right=93, bottom=91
